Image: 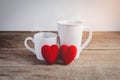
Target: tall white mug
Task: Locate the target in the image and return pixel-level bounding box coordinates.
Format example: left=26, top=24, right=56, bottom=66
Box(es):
left=24, top=32, right=57, bottom=60
left=58, top=20, right=92, bottom=59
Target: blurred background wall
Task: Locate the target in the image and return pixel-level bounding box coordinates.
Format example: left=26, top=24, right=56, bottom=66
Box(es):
left=0, top=0, right=120, bottom=31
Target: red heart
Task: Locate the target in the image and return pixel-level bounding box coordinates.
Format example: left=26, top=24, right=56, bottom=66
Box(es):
left=60, top=45, right=77, bottom=65
left=41, top=45, right=58, bottom=65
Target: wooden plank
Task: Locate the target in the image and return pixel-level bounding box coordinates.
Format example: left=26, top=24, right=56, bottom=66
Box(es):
left=0, top=31, right=57, bottom=49
left=0, top=32, right=120, bottom=49
left=83, top=32, right=120, bottom=49
left=77, top=50, right=120, bottom=66
left=0, top=50, right=45, bottom=66
left=0, top=50, right=120, bottom=66
left=0, top=66, right=120, bottom=80
left=0, top=32, right=35, bottom=48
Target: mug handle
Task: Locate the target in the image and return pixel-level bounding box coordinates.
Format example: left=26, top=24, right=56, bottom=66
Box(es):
left=80, top=26, right=92, bottom=51
left=24, top=37, right=35, bottom=54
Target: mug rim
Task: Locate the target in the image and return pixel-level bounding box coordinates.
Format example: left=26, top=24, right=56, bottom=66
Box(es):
left=34, top=32, right=57, bottom=39
left=57, top=20, right=83, bottom=26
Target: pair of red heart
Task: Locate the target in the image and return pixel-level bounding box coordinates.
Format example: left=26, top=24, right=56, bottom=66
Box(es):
left=41, top=45, right=77, bottom=65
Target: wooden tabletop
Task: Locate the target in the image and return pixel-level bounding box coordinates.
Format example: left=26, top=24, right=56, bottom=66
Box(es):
left=0, top=32, right=120, bottom=80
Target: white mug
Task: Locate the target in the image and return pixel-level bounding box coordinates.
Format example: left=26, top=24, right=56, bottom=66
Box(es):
left=58, top=20, right=92, bottom=59
left=24, top=32, right=57, bottom=60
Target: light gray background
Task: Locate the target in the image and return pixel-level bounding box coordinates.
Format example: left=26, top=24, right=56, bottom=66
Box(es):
left=0, top=0, right=120, bottom=31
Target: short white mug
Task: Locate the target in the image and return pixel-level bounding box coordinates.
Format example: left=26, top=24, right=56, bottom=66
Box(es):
left=58, top=20, right=92, bottom=59
left=24, top=32, right=57, bottom=60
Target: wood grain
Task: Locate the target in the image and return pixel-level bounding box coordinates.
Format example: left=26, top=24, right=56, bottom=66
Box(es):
left=0, top=50, right=120, bottom=66
left=0, top=66, right=120, bottom=80
left=0, top=32, right=120, bottom=49
left=82, top=32, right=120, bottom=49
left=0, top=31, right=120, bottom=80
left=0, top=31, right=56, bottom=49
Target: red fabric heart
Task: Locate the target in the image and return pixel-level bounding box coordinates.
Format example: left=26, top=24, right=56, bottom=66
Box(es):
left=41, top=45, right=58, bottom=65
left=60, top=45, right=77, bottom=65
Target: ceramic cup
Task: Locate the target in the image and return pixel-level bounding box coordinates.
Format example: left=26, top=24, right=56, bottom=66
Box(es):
left=24, top=32, right=57, bottom=60
left=58, top=20, right=92, bottom=59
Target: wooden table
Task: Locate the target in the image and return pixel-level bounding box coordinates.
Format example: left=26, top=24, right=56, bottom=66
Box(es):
left=0, top=32, right=120, bottom=80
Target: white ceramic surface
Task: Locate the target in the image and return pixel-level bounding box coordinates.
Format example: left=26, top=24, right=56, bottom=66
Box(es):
left=58, top=20, right=92, bottom=59
left=24, top=32, right=57, bottom=60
